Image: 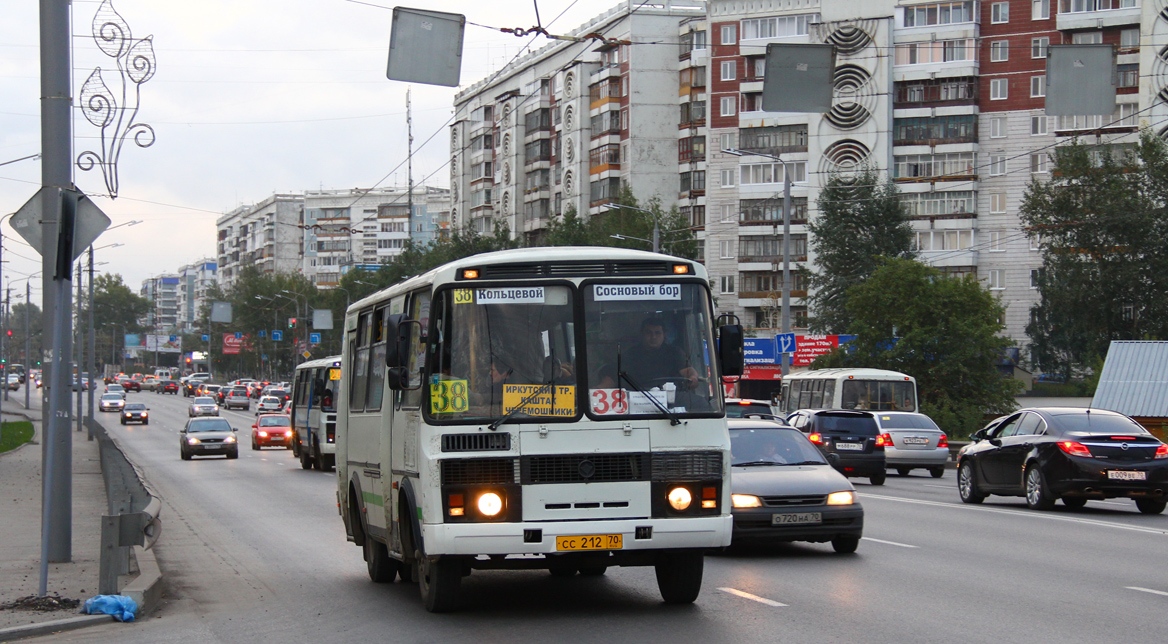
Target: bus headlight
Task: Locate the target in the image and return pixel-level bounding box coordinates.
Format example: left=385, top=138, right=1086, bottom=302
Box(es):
left=477, top=492, right=503, bottom=517
left=667, top=486, right=692, bottom=511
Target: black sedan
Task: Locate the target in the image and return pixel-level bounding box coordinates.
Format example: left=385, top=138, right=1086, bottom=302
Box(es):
left=121, top=402, right=149, bottom=425
left=957, top=407, right=1168, bottom=514
left=728, top=420, right=864, bottom=553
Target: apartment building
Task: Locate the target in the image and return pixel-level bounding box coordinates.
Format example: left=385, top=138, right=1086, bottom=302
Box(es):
left=215, top=194, right=304, bottom=290
left=450, top=0, right=706, bottom=243
left=175, top=259, right=217, bottom=334
left=140, top=274, right=180, bottom=333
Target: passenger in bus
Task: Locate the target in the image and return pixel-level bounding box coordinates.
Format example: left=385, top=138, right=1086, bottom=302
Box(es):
left=321, top=388, right=334, bottom=410
left=597, top=317, right=698, bottom=390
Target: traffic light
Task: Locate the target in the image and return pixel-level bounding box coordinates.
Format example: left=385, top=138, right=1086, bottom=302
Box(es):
left=288, top=317, right=297, bottom=329
left=185, top=357, right=192, bottom=364
left=5, top=330, right=11, bottom=337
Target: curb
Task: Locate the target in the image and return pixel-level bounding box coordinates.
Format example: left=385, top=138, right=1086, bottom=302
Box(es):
left=0, top=614, right=113, bottom=642
left=122, top=546, right=163, bottom=615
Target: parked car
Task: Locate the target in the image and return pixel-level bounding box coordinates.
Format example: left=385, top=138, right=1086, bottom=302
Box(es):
left=121, top=402, right=149, bottom=425
left=725, top=398, right=777, bottom=419
left=255, top=395, right=283, bottom=414
left=957, top=407, right=1168, bottom=514
left=873, top=412, right=950, bottom=478
left=188, top=396, right=220, bottom=417
left=119, top=378, right=141, bottom=393
left=223, top=387, right=251, bottom=411
left=728, top=419, right=864, bottom=553
left=179, top=417, right=239, bottom=460
left=99, top=393, right=125, bottom=412
left=786, top=409, right=891, bottom=486
left=251, top=414, right=292, bottom=450
left=159, top=380, right=180, bottom=395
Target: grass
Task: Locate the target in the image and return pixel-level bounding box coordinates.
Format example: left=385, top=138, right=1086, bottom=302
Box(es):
left=0, top=421, right=35, bottom=454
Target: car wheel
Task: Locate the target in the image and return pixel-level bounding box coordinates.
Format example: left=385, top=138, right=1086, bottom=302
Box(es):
left=1135, top=499, right=1167, bottom=515
left=364, top=534, right=399, bottom=583
left=299, top=445, right=313, bottom=470
left=1024, top=464, right=1055, bottom=510
left=227, top=449, right=239, bottom=460
left=896, top=467, right=911, bottom=477
left=1062, top=497, right=1087, bottom=509
left=930, top=467, right=945, bottom=479
left=578, top=565, right=607, bottom=577
left=251, top=438, right=259, bottom=451
left=120, top=419, right=126, bottom=425
left=312, top=440, right=324, bottom=471
left=143, top=421, right=149, bottom=426
left=654, top=551, right=703, bottom=605
left=958, top=461, right=986, bottom=504
left=869, top=473, right=886, bottom=486
left=831, top=535, right=860, bottom=554
left=181, top=449, right=191, bottom=461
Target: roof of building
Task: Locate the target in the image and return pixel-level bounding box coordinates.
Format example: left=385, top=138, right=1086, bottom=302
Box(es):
left=1092, top=341, right=1168, bottom=418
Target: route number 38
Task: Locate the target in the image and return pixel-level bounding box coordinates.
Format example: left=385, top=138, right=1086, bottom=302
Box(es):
left=430, top=379, right=469, bottom=414
left=590, top=388, right=628, bottom=415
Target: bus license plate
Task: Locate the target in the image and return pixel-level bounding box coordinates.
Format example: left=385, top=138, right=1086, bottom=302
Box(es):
left=1107, top=470, right=1146, bottom=481
left=772, top=512, right=821, bottom=525
left=835, top=442, right=863, bottom=451
left=556, top=534, right=623, bottom=551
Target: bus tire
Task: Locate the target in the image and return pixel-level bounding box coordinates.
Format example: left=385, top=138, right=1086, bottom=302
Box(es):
left=321, top=453, right=335, bottom=471
left=397, top=496, right=419, bottom=584
left=299, top=445, right=313, bottom=470
left=655, top=551, right=703, bottom=605
left=418, top=553, right=462, bottom=613
left=364, top=536, right=399, bottom=583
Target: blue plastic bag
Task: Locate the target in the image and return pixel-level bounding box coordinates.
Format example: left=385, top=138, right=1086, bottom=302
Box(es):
left=83, top=595, right=137, bottom=622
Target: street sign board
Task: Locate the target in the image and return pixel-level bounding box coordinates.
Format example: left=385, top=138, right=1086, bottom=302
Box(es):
left=11, top=187, right=111, bottom=261
left=776, top=332, right=796, bottom=354
left=302, top=351, right=312, bottom=359
left=210, top=302, right=232, bottom=323
left=258, top=330, right=266, bottom=338
left=201, top=334, right=209, bottom=342
left=309, top=333, right=321, bottom=344
left=271, top=330, right=283, bottom=341
left=234, top=332, right=242, bottom=340
left=743, top=337, right=777, bottom=365
left=387, top=7, right=466, bottom=87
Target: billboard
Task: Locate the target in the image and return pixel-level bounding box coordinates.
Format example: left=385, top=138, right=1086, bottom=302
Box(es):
left=222, top=333, right=249, bottom=355
left=146, top=335, right=182, bottom=353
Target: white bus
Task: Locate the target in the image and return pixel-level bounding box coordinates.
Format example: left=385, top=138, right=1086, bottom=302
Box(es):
left=290, top=356, right=341, bottom=471
left=336, top=247, right=744, bottom=612
left=777, top=368, right=918, bottom=415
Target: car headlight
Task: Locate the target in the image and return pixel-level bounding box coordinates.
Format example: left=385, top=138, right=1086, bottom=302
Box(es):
left=476, top=492, right=503, bottom=517
left=284, top=430, right=293, bottom=437
left=826, top=491, right=856, bottom=506
left=258, top=431, right=268, bottom=437
left=667, top=486, right=693, bottom=511
left=187, top=437, right=201, bottom=445
left=224, top=435, right=237, bottom=443
left=731, top=494, right=763, bottom=508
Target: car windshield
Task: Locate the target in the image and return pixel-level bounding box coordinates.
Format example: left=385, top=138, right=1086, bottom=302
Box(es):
left=268, top=390, right=286, bottom=397
left=101, top=394, right=121, bottom=401
left=730, top=427, right=827, bottom=465
left=875, top=413, right=940, bottom=430
left=193, top=397, right=215, bottom=405
left=125, top=403, right=146, bottom=411
left=258, top=416, right=290, bottom=427
left=816, top=412, right=879, bottom=435
left=1051, top=412, right=1149, bottom=436
left=188, top=419, right=231, bottom=433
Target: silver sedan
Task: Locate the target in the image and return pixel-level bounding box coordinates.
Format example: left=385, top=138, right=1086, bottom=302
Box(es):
left=874, top=411, right=950, bottom=478
left=188, top=396, right=220, bottom=417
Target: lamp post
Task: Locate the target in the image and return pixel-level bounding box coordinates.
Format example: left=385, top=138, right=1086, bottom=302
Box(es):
left=724, top=147, right=794, bottom=375
left=280, top=290, right=309, bottom=365
left=20, top=272, right=42, bottom=410
left=600, top=203, right=660, bottom=253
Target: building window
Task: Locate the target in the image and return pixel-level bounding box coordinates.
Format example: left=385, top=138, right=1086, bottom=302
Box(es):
left=721, top=204, right=736, bottom=223
left=900, top=191, right=975, bottom=217
left=1031, top=37, right=1049, bottom=59
left=1030, top=269, right=1040, bottom=289
left=990, top=78, right=1008, bottom=100
left=738, top=124, right=809, bottom=154
left=990, top=155, right=1007, bottom=176
left=894, top=39, right=977, bottom=65
left=990, top=40, right=1009, bottom=62
left=719, top=275, right=736, bottom=294
left=904, top=2, right=977, bottom=26
left=1030, top=75, right=1045, bottom=98
left=719, top=132, right=736, bottom=150
left=913, top=229, right=974, bottom=251
left=720, top=96, right=737, bottom=117
left=1117, top=64, right=1139, bottom=88
left=720, top=240, right=736, bottom=259
left=990, top=116, right=1007, bottom=138
left=721, top=25, right=737, bottom=45
left=988, top=230, right=1005, bottom=251
left=740, top=162, right=807, bottom=185
left=1030, top=153, right=1048, bottom=173
left=720, top=60, right=737, bottom=81
left=1032, top=0, right=1050, bottom=19
left=720, top=169, right=737, bottom=187
left=1031, top=115, right=1048, bottom=135
left=753, top=57, right=766, bottom=78
left=988, top=269, right=1005, bottom=290
left=1072, top=31, right=1102, bottom=45
left=741, top=14, right=817, bottom=39
left=990, top=192, right=1007, bottom=213
left=894, top=152, right=977, bottom=179
left=1120, top=28, right=1139, bottom=50
left=991, top=2, right=1010, bottom=23
left=893, top=115, right=979, bottom=145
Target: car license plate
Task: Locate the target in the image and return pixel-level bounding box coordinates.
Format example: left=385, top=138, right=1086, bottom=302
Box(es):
left=772, top=512, right=821, bottom=525
left=1108, top=470, right=1146, bottom=481
left=835, top=442, right=863, bottom=451
left=556, top=534, right=622, bottom=551
left=902, top=437, right=929, bottom=445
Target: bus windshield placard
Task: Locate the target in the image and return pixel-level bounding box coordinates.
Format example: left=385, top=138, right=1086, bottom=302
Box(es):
left=593, top=284, right=681, bottom=301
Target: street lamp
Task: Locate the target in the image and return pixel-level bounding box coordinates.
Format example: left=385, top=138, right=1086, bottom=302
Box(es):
left=724, top=147, right=794, bottom=375
left=600, top=203, right=660, bottom=253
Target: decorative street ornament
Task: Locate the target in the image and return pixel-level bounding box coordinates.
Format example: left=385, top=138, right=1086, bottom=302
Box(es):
left=76, top=0, right=156, bottom=199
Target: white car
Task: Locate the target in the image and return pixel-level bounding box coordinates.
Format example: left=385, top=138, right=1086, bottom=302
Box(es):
left=256, top=395, right=283, bottom=414
left=874, top=411, right=951, bottom=478
left=99, top=393, right=125, bottom=412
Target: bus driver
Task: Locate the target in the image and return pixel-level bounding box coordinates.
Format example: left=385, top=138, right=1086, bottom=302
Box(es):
left=597, top=317, right=698, bottom=390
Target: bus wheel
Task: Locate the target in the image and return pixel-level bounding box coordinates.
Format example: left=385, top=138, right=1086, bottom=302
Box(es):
left=364, top=536, right=399, bottom=583
left=299, top=446, right=313, bottom=470
left=312, top=441, right=324, bottom=471
left=418, top=553, right=462, bottom=613
left=655, top=551, right=704, bottom=604
left=321, top=454, right=336, bottom=471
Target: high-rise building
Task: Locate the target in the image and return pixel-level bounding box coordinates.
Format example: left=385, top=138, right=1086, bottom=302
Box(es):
left=140, top=274, right=180, bottom=333
left=175, top=259, right=217, bottom=334
left=215, top=194, right=304, bottom=290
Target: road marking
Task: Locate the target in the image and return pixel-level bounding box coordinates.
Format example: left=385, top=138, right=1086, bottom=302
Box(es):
left=718, top=587, right=787, bottom=607
left=924, top=484, right=951, bottom=489
left=1126, top=586, right=1168, bottom=597
left=862, top=537, right=919, bottom=548
left=859, top=493, right=1168, bottom=536
left=1094, top=500, right=1129, bottom=507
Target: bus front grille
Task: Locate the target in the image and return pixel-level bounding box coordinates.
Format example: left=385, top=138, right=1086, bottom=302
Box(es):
left=522, top=453, right=650, bottom=484
left=650, top=452, right=723, bottom=481
left=441, top=458, right=519, bottom=485
left=441, top=433, right=512, bottom=452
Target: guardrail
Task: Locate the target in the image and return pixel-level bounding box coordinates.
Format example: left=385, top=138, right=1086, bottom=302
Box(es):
left=88, top=417, right=161, bottom=595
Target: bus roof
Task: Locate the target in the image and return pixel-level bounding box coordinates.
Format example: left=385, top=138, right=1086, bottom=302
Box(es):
left=346, top=246, right=705, bottom=314
left=784, top=368, right=915, bottom=381
left=295, top=355, right=342, bottom=370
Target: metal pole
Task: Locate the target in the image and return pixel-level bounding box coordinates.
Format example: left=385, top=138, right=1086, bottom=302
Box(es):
left=780, top=162, right=792, bottom=377
left=1, top=279, right=6, bottom=409
left=87, top=248, right=95, bottom=438
left=25, top=279, right=31, bottom=410
left=75, top=263, right=82, bottom=433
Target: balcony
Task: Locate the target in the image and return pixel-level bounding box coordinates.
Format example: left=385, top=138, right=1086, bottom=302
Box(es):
left=1057, top=1, right=1141, bottom=31
left=893, top=78, right=978, bottom=108
left=589, top=144, right=621, bottom=174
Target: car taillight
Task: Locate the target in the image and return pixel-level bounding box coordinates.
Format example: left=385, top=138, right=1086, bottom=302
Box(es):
left=1155, top=444, right=1168, bottom=460
left=808, top=432, right=823, bottom=445
left=1057, top=441, right=1092, bottom=458
left=876, top=433, right=893, bottom=448
left=937, top=434, right=949, bottom=448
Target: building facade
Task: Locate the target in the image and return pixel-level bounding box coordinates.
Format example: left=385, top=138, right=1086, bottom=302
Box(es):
left=140, top=274, right=180, bottom=333
left=175, top=259, right=217, bottom=334
left=215, top=194, right=304, bottom=290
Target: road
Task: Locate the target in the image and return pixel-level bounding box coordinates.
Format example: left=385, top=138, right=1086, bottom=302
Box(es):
left=51, top=390, right=1168, bottom=643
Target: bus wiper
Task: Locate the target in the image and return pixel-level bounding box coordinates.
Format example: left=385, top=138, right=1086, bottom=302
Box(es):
left=732, top=460, right=781, bottom=467
left=619, top=371, right=682, bottom=426
left=487, top=380, right=554, bottom=431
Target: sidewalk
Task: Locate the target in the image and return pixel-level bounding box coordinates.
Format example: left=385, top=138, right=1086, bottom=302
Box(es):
left=0, top=394, right=106, bottom=630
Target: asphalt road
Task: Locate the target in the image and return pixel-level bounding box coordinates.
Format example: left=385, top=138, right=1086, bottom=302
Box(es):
left=50, top=390, right=1168, bottom=643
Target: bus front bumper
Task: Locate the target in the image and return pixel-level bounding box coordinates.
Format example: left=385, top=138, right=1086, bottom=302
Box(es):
left=422, top=515, right=732, bottom=556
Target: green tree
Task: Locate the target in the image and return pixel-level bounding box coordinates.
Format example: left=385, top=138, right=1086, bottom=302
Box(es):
left=815, top=259, right=1019, bottom=437
left=84, top=274, right=151, bottom=371
left=8, top=302, right=43, bottom=368
left=806, top=167, right=915, bottom=333
left=1020, top=133, right=1168, bottom=378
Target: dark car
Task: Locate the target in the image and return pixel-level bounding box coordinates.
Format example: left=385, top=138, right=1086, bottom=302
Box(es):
left=261, top=387, right=290, bottom=403
left=179, top=417, right=239, bottom=460
left=159, top=380, right=180, bottom=394
left=121, top=402, right=149, bottom=425
left=786, top=409, right=891, bottom=486
left=728, top=420, right=864, bottom=553
left=119, top=378, right=141, bottom=392
left=957, top=407, right=1168, bottom=514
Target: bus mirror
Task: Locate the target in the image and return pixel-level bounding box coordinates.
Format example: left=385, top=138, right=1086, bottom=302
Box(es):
left=385, top=314, right=419, bottom=369
left=386, top=366, right=409, bottom=390
left=719, top=324, right=745, bottom=377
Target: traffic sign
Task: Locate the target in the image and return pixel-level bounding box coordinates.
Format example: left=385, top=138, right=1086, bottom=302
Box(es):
left=169, top=335, right=177, bottom=342
left=776, top=332, right=796, bottom=354
left=201, top=334, right=209, bottom=342
left=302, top=351, right=312, bottom=359
left=271, top=330, right=283, bottom=341
left=258, top=330, right=267, bottom=338
left=309, top=333, right=321, bottom=344
left=261, top=354, right=268, bottom=361
left=11, top=187, right=111, bottom=261
left=234, top=332, right=242, bottom=340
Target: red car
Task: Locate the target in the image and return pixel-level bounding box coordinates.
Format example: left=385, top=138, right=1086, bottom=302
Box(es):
left=119, top=378, right=141, bottom=392
left=159, top=380, right=180, bottom=394
left=251, top=414, right=292, bottom=450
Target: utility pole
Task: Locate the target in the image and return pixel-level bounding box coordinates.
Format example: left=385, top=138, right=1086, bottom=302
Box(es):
left=407, top=87, right=414, bottom=242
left=87, top=249, right=95, bottom=438
left=25, top=279, right=32, bottom=410
left=75, top=263, right=82, bottom=434
left=1, top=284, right=7, bottom=405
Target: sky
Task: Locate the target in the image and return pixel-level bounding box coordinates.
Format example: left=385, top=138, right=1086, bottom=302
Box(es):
left=0, top=0, right=625, bottom=302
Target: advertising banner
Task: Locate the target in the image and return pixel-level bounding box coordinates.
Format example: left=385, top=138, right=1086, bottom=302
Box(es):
left=791, top=334, right=856, bottom=367
left=145, top=335, right=182, bottom=353
left=222, top=333, right=246, bottom=355
left=743, top=337, right=777, bottom=365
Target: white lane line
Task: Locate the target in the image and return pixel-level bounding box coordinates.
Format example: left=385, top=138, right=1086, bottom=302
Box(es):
left=718, top=587, right=787, bottom=607
left=862, top=537, right=919, bottom=549
left=1126, top=586, right=1168, bottom=597
left=1094, top=500, right=1129, bottom=506
left=859, top=493, right=1168, bottom=536
left=923, top=484, right=951, bottom=489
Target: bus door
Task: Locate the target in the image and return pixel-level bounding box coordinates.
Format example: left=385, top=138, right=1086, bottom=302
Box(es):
left=386, top=289, right=428, bottom=555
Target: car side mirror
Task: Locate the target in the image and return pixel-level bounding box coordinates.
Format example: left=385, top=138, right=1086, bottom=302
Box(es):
left=988, top=437, right=1002, bottom=447
left=179, top=429, right=187, bottom=434
left=827, top=453, right=841, bottom=467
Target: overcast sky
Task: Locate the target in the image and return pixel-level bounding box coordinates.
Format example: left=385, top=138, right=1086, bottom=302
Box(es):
left=0, top=0, right=623, bottom=300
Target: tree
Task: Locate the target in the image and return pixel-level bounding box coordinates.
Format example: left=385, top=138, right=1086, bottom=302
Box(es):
left=805, top=167, right=914, bottom=333
left=1020, top=133, right=1168, bottom=378
left=83, top=274, right=151, bottom=371
left=542, top=187, right=698, bottom=258
left=815, top=259, right=1019, bottom=437
left=8, top=302, right=44, bottom=368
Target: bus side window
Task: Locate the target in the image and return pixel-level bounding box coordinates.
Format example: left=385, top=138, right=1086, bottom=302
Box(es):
left=401, top=290, right=430, bottom=409
left=823, top=381, right=836, bottom=409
